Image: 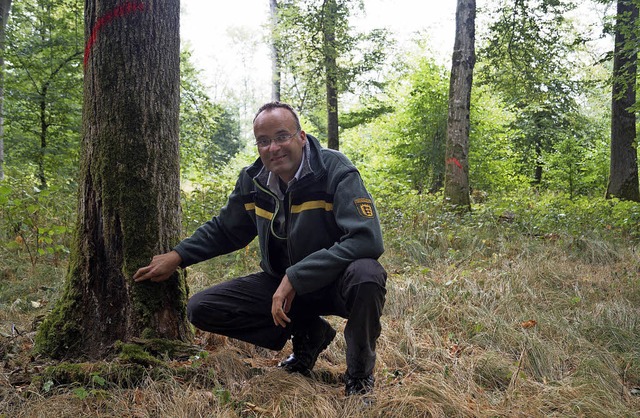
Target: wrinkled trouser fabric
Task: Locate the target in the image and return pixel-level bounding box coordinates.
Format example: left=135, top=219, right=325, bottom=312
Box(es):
left=187, top=258, right=387, bottom=377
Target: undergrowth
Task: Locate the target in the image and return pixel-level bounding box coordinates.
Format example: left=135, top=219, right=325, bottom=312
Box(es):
left=1, top=190, right=639, bottom=417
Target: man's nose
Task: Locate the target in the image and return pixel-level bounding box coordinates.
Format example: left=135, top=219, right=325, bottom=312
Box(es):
left=267, top=140, right=282, bottom=151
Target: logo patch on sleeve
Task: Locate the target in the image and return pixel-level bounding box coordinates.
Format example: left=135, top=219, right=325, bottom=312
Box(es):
left=354, top=198, right=375, bottom=218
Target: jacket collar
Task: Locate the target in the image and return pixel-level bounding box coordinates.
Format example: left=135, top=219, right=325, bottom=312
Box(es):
left=247, top=134, right=326, bottom=188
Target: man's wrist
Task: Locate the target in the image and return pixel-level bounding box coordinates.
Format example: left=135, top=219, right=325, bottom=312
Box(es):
left=168, top=250, right=183, bottom=267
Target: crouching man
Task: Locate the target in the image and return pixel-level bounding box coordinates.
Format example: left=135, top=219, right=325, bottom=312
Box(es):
left=134, top=102, right=386, bottom=396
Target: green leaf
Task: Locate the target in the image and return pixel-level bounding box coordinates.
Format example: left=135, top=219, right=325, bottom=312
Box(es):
left=91, top=374, right=106, bottom=387
left=73, top=387, right=89, bottom=400
left=43, top=380, right=54, bottom=392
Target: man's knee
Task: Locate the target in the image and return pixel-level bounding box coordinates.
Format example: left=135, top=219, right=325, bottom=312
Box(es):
left=186, top=292, right=206, bottom=326
left=343, top=258, right=387, bottom=289
left=186, top=290, right=227, bottom=329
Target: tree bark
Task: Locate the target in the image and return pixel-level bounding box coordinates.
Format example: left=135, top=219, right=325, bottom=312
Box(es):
left=444, top=0, right=475, bottom=211
left=533, top=138, right=542, bottom=185
left=606, top=0, right=639, bottom=201
left=323, top=0, right=339, bottom=150
left=36, top=0, right=191, bottom=359
left=0, top=0, right=11, bottom=181
left=38, top=84, right=48, bottom=189
left=269, top=0, right=281, bottom=102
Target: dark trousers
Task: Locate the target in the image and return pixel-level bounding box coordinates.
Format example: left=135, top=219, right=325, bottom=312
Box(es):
left=187, top=258, right=387, bottom=377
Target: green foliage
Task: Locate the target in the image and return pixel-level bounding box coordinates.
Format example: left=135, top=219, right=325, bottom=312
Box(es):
left=4, top=1, right=241, bottom=203
left=393, top=57, right=449, bottom=193
left=4, top=0, right=83, bottom=188
left=181, top=147, right=256, bottom=235
left=339, top=100, right=394, bottom=129
left=275, top=0, right=391, bottom=133
left=339, top=52, right=451, bottom=198
left=339, top=17, right=612, bottom=200
left=180, top=49, right=242, bottom=177
left=0, top=168, right=75, bottom=266
left=341, top=50, right=519, bottom=198
left=478, top=0, right=607, bottom=187
left=472, top=192, right=640, bottom=241
left=468, top=84, right=526, bottom=192
left=542, top=115, right=610, bottom=197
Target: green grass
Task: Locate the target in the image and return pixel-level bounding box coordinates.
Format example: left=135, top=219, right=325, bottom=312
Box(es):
left=1, top=192, right=640, bottom=417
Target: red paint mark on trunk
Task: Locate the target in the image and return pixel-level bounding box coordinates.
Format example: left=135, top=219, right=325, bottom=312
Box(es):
left=447, top=158, right=463, bottom=170
left=84, top=1, right=146, bottom=68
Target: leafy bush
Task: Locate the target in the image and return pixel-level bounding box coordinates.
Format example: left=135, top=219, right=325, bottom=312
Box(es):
left=0, top=170, right=75, bottom=266
left=180, top=147, right=256, bottom=236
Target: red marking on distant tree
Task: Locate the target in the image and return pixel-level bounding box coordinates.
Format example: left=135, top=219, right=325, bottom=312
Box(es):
left=447, top=157, right=463, bottom=170
left=84, top=1, right=146, bottom=68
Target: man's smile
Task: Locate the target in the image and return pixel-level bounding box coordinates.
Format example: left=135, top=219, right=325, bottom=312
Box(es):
left=271, top=154, right=287, bottom=162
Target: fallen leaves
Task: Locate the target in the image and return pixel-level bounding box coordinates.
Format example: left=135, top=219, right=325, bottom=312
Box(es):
left=243, top=402, right=271, bottom=414
left=449, top=344, right=463, bottom=358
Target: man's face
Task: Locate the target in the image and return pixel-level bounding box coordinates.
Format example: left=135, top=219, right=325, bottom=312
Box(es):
left=253, top=108, right=307, bottom=183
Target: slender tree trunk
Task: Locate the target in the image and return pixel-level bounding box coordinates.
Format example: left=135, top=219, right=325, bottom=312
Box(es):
left=444, top=0, right=475, bottom=211
left=606, top=0, right=639, bottom=201
left=323, top=0, right=339, bottom=150
left=269, top=0, right=281, bottom=102
left=38, top=85, right=48, bottom=189
left=429, top=124, right=446, bottom=193
left=533, top=138, right=543, bottom=185
left=0, top=0, right=11, bottom=181
left=36, top=0, right=190, bottom=359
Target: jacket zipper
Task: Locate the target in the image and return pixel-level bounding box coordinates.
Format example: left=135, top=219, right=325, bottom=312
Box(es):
left=252, top=178, right=288, bottom=276
left=252, top=178, right=285, bottom=240
left=286, top=191, right=293, bottom=267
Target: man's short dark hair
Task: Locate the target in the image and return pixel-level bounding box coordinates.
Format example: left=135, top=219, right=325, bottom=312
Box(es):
left=254, top=101, right=302, bottom=131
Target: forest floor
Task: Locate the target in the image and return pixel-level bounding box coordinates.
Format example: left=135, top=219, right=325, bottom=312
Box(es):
left=1, top=214, right=640, bottom=417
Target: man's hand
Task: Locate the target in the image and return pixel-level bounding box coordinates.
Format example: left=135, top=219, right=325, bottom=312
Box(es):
left=272, top=275, right=296, bottom=327
left=133, top=251, right=182, bottom=283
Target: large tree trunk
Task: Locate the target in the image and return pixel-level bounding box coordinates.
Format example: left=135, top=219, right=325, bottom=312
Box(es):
left=269, top=0, right=281, bottom=102
left=444, top=0, right=475, bottom=211
left=606, top=0, right=639, bottom=201
left=323, top=0, right=339, bottom=150
left=0, top=0, right=11, bottom=181
left=36, top=0, right=191, bottom=359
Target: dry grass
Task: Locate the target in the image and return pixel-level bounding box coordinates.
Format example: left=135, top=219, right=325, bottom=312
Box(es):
left=2, top=219, right=640, bottom=417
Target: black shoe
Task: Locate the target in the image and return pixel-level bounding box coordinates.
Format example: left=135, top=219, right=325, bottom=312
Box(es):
left=344, top=372, right=374, bottom=396
left=278, top=317, right=336, bottom=376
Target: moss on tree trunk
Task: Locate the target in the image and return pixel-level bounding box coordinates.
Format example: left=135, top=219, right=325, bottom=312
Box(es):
left=36, top=0, right=191, bottom=359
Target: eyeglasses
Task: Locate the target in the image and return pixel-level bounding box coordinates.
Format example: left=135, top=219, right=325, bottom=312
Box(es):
left=255, top=130, right=300, bottom=149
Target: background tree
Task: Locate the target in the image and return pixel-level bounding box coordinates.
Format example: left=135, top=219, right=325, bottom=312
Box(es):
left=0, top=0, right=11, bottom=181
left=323, top=0, right=339, bottom=149
left=276, top=0, right=388, bottom=148
left=444, top=0, right=475, bottom=211
left=36, top=0, right=190, bottom=358
left=269, top=0, right=281, bottom=102
left=479, top=0, right=583, bottom=186
left=606, top=0, right=639, bottom=201
left=4, top=0, right=83, bottom=188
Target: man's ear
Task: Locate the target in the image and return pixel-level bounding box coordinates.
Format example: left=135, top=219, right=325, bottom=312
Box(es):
left=299, top=130, right=307, bottom=144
